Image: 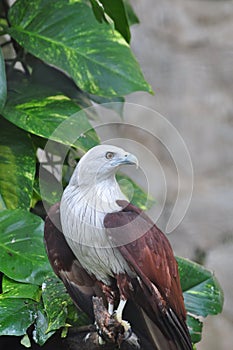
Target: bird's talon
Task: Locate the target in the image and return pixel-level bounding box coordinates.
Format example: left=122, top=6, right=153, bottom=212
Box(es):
left=121, top=320, right=131, bottom=333
left=123, top=325, right=132, bottom=340
left=97, top=331, right=106, bottom=345
left=98, top=335, right=106, bottom=345
left=95, top=321, right=106, bottom=345
left=111, top=310, right=118, bottom=319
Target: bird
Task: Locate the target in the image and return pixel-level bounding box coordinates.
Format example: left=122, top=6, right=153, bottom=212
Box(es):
left=44, top=144, right=193, bottom=350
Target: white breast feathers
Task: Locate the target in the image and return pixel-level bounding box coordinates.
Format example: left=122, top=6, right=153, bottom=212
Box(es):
left=60, top=178, right=134, bottom=284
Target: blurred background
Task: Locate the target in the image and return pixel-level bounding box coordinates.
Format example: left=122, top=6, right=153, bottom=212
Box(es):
left=125, top=0, right=233, bottom=349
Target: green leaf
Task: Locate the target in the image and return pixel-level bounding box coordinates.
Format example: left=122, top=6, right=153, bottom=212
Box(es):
left=32, top=274, right=88, bottom=345
left=89, top=0, right=106, bottom=23
left=28, top=56, right=94, bottom=110
left=41, top=275, right=88, bottom=333
left=41, top=275, right=71, bottom=333
left=0, top=118, right=35, bottom=210
left=2, top=79, right=99, bottom=151
left=8, top=0, right=151, bottom=97
left=177, top=257, right=224, bottom=343
left=98, top=0, right=131, bottom=43
left=0, top=298, right=37, bottom=336
left=187, top=314, right=203, bottom=344
left=33, top=307, right=55, bottom=345
left=123, top=0, right=139, bottom=26
left=177, top=257, right=224, bottom=317
left=0, top=47, right=7, bottom=112
left=1, top=275, right=41, bottom=301
left=116, top=173, right=155, bottom=210
left=0, top=210, right=51, bottom=285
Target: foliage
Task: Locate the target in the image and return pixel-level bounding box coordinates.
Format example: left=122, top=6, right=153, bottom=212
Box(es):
left=177, top=257, right=223, bottom=343
left=0, top=0, right=223, bottom=348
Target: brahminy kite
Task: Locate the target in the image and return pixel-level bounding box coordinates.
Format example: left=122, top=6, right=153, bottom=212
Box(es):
left=44, top=145, right=192, bottom=349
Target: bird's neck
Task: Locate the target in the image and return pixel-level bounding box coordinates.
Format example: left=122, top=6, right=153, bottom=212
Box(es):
left=65, top=174, right=127, bottom=215
left=81, top=175, right=127, bottom=213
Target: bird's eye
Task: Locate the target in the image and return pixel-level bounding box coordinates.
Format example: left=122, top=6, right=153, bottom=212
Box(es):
left=105, top=152, right=114, bottom=160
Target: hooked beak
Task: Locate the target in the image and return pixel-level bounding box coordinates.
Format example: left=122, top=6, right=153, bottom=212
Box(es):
left=112, top=153, right=139, bottom=168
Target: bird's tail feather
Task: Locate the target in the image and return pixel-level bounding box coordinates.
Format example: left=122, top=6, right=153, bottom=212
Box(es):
left=166, top=308, right=193, bottom=350
left=140, top=307, right=193, bottom=350
left=141, top=309, right=178, bottom=350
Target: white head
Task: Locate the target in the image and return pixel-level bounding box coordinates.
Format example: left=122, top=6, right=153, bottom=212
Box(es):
left=69, top=145, right=138, bottom=187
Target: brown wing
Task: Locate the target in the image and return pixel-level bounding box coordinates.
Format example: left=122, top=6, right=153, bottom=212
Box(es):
left=104, top=200, right=192, bottom=350
left=44, top=202, right=101, bottom=321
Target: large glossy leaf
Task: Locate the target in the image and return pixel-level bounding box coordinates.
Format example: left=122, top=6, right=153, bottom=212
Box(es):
left=33, top=307, right=56, bottom=345
left=186, top=314, right=203, bottom=344
left=177, top=257, right=224, bottom=317
left=123, top=0, right=139, bottom=26
left=177, top=257, right=224, bottom=343
left=0, top=210, right=51, bottom=285
left=7, top=0, right=151, bottom=97
left=1, top=275, right=41, bottom=301
left=0, top=298, right=37, bottom=336
left=42, top=275, right=79, bottom=333
left=97, top=0, right=131, bottom=43
left=32, top=274, right=88, bottom=345
left=0, top=47, right=7, bottom=112
left=0, top=118, right=35, bottom=210
left=41, top=275, right=71, bottom=333
left=28, top=56, right=94, bottom=110
left=2, top=79, right=99, bottom=151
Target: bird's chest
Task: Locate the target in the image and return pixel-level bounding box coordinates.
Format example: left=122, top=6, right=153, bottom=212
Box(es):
left=68, top=238, right=130, bottom=285
left=61, top=189, right=132, bottom=284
